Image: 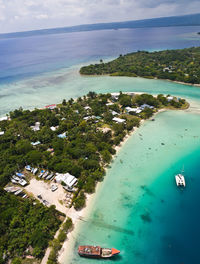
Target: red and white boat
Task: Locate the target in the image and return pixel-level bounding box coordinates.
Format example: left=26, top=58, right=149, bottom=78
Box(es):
left=78, top=245, right=120, bottom=258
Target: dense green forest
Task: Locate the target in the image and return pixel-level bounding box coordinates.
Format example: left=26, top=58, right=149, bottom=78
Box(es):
left=0, top=92, right=187, bottom=263
left=0, top=192, right=63, bottom=263
left=80, top=47, right=200, bottom=84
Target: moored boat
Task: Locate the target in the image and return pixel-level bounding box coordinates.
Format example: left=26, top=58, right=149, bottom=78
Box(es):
left=78, top=245, right=120, bottom=258
left=175, top=167, right=186, bottom=187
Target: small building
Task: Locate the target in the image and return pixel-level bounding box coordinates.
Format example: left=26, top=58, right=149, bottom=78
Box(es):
left=55, top=173, right=77, bottom=190
left=0, top=131, right=4, bottom=136
left=84, top=106, right=91, bottom=110
left=50, top=126, right=57, bottom=131
left=125, top=107, right=142, bottom=114
left=111, top=111, right=119, bottom=116
left=16, top=172, right=25, bottom=178
left=31, top=141, right=41, bottom=146
left=45, top=104, right=57, bottom=110
left=57, top=132, right=67, bottom=139
left=106, top=102, right=114, bottom=106
left=167, top=96, right=174, bottom=102
left=25, top=165, right=32, bottom=171
left=31, top=168, right=38, bottom=175
left=31, top=122, right=40, bottom=132
left=0, top=116, right=8, bottom=121
left=112, top=117, right=126, bottom=123
left=140, top=104, right=154, bottom=110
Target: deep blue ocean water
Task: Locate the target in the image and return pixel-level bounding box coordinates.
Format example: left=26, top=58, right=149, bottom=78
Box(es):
left=0, top=26, right=200, bottom=84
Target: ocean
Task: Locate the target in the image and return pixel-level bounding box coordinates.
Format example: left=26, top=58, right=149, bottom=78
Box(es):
left=1, top=25, right=200, bottom=263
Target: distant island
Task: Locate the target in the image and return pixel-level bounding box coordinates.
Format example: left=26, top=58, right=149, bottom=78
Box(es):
left=80, top=47, right=200, bottom=85
left=0, top=92, right=188, bottom=263
left=0, top=13, right=200, bottom=39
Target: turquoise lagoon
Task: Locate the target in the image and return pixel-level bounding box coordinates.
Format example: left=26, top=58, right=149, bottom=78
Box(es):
left=65, top=109, right=200, bottom=264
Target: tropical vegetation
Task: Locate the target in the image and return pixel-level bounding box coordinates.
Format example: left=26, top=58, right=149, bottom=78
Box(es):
left=80, top=47, right=200, bottom=84
left=0, top=92, right=188, bottom=262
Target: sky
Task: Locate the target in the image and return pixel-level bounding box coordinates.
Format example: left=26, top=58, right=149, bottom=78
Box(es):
left=0, top=0, right=200, bottom=33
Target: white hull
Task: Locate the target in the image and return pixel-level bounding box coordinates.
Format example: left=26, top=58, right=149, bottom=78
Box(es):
left=175, top=174, right=186, bottom=187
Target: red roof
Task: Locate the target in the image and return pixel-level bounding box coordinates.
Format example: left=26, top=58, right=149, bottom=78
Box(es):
left=45, top=104, right=57, bottom=109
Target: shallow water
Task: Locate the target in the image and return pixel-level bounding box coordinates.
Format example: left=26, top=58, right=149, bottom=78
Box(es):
left=0, top=25, right=200, bottom=116
left=65, top=110, right=200, bottom=264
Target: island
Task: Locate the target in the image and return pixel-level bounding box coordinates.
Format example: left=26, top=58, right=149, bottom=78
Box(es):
left=80, top=47, right=200, bottom=85
left=0, top=92, right=188, bottom=264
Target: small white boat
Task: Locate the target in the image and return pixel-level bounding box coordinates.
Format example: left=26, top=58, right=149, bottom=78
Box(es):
left=175, top=173, right=186, bottom=187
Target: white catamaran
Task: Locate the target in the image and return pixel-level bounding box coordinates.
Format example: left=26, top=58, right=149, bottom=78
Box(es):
left=175, top=167, right=186, bottom=187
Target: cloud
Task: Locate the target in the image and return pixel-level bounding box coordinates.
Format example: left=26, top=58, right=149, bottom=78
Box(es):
left=0, top=0, right=200, bottom=33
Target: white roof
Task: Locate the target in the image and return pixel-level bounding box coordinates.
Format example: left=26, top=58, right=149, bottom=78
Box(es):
left=55, top=173, right=77, bottom=188
left=112, top=117, right=126, bottom=123
left=84, top=106, right=91, bottom=110
left=167, top=96, right=173, bottom=101
left=126, top=107, right=142, bottom=114
left=0, top=131, right=4, bottom=135
left=106, top=102, right=114, bottom=106
left=140, top=104, right=154, bottom=109
left=111, top=111, right=119, bottom=116
left=50, top=126, right=57, bottom=131
left=0, top=116, right=8, bottom=121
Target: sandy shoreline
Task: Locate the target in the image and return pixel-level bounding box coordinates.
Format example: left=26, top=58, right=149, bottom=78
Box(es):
left=57, top=107, right=166, bottom=264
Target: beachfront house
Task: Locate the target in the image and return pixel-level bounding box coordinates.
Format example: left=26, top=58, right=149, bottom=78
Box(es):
left=111, top=93, right=119, bottom=101
left=167, top=96, right=174, bottom=102
left=112, top=117, right=126, bottom=123
left=0, top=116, right=9, bottom=121
left=55, top=173, right=77, bottom=190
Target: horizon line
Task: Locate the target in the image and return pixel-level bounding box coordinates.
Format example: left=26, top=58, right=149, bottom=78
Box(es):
left=0, top=12, right=200, bottom=37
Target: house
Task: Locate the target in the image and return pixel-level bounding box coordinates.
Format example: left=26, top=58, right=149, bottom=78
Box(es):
left=31, top=141, right=41, bottom=146
left=83, top=116, right=91, bottom=121
left=84, top=106, right=91, bottom=110
left=111, top=93, right=119, bottom=101
left=0, top=116, right=8, bottom=121
left=55, top=173, right=77, bottom=190
left=16, top=172, right=25, bottom=178
left=50, top=126, right=57, bottom=131
left=111, top=111, right=119, bottom=116
left=57, top=132, right=67, bottom=139
left=106, top=102, right=114, bottom=106
left=167, top=96, right=174, bottom=102
left=45, top=104, right=57, bottom=110
left=25, top=165, right=32, bottom=171
left=112, top=117, right=126, bottom=123
left=31, top=122, right=40, bottom=131
left=31, top=168, right=38, bottom=175
left=140, top=104, right=154, bottom=110
left=0, top=131, right=4, bottom=136
left=125, top=107, right=142, bottom=114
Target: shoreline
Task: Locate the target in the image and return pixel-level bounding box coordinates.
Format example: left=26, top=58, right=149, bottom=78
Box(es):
left=57, top=107, right=166, bottom=264
left=80, top=73, right=200, bottom=87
